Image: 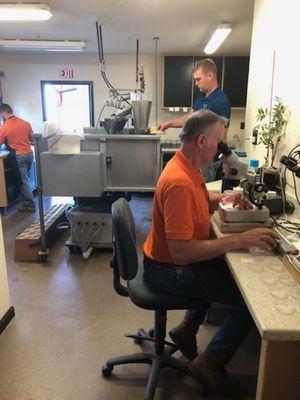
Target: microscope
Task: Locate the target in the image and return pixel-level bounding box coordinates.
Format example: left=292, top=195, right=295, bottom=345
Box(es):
left=217, top=142, right=271, bottom=227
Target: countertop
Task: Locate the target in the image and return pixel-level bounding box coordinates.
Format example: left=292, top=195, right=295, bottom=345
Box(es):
left=84, top=130, right=161, bottom=140
left=161, top=148, right=178, bottom=153
left=206, top=179, right=222, bottom=193
left=211, top=215, right=300, bottom=341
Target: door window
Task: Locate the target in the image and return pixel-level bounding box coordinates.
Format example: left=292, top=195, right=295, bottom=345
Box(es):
left=41, top=81, right=94, bottom=130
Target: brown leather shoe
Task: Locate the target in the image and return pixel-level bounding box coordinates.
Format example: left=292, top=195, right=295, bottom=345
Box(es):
left=169, top=319, right=199, bottom=360
left=189, top=352, right=241, bottom=397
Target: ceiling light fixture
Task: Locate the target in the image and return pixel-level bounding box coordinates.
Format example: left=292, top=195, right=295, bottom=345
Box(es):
left=204, top=23, right=232, bottom=55
left=0, top=3, right=52, bottom=21
left=0, top=39, right=86, bottom=52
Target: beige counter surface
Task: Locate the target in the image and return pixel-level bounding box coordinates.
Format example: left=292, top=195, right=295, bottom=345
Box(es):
left=211, top=215, right=300, bottom=341
left=205, top=179, right=222, bottom=193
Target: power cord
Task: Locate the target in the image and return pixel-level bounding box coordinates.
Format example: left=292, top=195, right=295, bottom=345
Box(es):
left=271, top=215, right=300, bottom=235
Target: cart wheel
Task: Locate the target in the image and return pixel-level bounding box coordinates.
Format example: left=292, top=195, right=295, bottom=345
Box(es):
left=40, top=254, right=48, bottom=263
left=68, top=246, right=75, bottom=254
left=102, top=363, right=113, bottom=377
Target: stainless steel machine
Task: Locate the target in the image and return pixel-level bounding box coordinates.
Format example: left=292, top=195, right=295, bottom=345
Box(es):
left=36, top=25, right=158, bottom=258
left=38, top=133, right=161, bottom=257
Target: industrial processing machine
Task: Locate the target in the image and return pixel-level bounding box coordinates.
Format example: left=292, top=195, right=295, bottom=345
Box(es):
left=95, top=23, right=152, bottom=136
left=37, top=25, right=158, bottom=258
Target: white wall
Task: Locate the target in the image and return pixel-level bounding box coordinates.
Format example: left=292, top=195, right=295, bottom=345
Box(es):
left=245, top=0, right=300, bottom=198
left=0, top=216, right=10, bottom=320
left=1, top=51, right=245, bottom=143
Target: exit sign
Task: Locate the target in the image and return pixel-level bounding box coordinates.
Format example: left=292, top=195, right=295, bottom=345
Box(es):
left=59, top=67, right=74, bottom=79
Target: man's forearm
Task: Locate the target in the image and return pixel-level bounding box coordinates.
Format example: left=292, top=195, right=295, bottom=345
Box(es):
left=169, top=114, right=190, bottom=128
left=167, top=235, right=240, bottom=265
left=167, top=227, right=279, bottom=265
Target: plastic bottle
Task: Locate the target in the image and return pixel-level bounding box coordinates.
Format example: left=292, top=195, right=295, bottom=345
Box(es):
left=249, top=159, right=259, bottom=174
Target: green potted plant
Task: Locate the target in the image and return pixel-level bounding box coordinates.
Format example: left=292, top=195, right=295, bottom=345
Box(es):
left=255, top=96, right=288, bottom=168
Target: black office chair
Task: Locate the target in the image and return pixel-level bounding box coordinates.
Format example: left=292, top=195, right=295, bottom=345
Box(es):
left=102, top=198, right=206, bottom=400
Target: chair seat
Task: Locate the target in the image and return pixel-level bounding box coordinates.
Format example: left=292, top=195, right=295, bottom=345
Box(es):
left=128, top=262, right=204, bottom=310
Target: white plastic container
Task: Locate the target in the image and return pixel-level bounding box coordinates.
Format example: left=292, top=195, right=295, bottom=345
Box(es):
left=48, top=134, right=82, bottom=154
left=43, top=122, right=83, bottom=154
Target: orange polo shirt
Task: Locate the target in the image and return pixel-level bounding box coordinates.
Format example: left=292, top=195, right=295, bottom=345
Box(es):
left=143, top=150, right=210, bottom=264
left=0, top=116, right=33, bottom=155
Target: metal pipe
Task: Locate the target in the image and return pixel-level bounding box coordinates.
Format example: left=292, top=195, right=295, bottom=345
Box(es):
left=95, top=22, right=103, bottom=64
left=136, top=39, right=139, bottom=91
left=98, top=23, right=104, bottom=63
left=33, top=134, right=49, bottom=261
left=154, top=37, right=159, bottom=127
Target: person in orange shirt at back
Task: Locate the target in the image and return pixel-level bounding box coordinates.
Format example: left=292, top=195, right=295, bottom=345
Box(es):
left=0, top=103, right=35, bottom=212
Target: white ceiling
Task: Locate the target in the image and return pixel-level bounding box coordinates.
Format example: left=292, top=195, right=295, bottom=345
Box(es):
left=0, top=0, right=255, bottom=54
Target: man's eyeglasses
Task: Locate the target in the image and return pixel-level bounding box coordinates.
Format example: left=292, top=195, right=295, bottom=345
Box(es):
left=194, top=78, right=201, bottom=82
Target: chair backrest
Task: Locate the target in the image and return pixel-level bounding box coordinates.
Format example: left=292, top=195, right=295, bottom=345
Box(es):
left=111, top=198, right=139, bottom=281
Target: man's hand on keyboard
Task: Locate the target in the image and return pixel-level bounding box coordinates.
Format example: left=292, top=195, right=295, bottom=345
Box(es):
left=238, top=228, right=279, bottom=251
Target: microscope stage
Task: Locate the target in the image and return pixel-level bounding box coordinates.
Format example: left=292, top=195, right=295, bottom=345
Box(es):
left=219, top=203, right=270, bottom=223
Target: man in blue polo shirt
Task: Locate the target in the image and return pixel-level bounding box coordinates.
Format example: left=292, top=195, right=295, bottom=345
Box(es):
left=158, top=58, right=230, bottom=181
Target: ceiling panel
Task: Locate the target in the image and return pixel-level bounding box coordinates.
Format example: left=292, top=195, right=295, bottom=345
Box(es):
left=0, top=0, right=254, bottom=53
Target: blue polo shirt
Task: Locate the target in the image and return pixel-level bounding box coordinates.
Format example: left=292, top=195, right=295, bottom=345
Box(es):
left=193, top=87, right=231, bottom=120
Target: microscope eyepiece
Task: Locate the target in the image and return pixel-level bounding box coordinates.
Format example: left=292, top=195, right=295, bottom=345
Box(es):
left=217, top=141, right=232, bottom=156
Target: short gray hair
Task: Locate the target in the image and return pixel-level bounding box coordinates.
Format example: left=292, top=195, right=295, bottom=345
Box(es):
left=193, top=58, right=217, bottom=76
left=179, top=109, right=227, bottom=143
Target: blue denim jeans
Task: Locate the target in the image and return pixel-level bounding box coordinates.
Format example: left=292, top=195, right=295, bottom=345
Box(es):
left=143, top=256, right=253, bottom=364
left=16, top=152, right=34, bottom=206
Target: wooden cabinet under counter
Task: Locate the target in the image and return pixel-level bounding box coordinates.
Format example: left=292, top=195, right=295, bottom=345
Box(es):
left=0, top=150, right=36, bottom=209
left=0, top=152, right=20, bottom=208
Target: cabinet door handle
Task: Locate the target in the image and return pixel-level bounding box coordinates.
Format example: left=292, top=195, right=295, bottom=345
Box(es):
left=106, top=156, right=112, bottom=165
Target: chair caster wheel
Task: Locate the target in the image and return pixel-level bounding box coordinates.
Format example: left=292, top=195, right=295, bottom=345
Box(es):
left=102, top=363, right=113, bottom=377
left=133, top=328, right=147, bottom=344
left=148, top=327, right=155, bottom=338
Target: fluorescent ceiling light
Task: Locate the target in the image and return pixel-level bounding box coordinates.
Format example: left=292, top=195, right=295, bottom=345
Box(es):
left=0, top=39, right=86, bottom=52
left=0, top=3, right=52, bottom=21
left=204, top=23, right=232, bottom=55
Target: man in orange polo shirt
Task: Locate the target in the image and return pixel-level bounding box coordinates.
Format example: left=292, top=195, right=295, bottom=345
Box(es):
left=0, top=103, right=35, bottom=212
left=144, top=110, right=278, bottom=396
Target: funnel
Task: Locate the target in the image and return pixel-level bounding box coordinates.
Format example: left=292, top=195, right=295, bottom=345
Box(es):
left=131, top=100, right=152, bottom=134
left=101, top=117, right=127, bottom=134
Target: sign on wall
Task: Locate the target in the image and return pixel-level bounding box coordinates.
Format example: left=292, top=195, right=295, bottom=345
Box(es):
left=59, top=67, right=74, bottom=79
